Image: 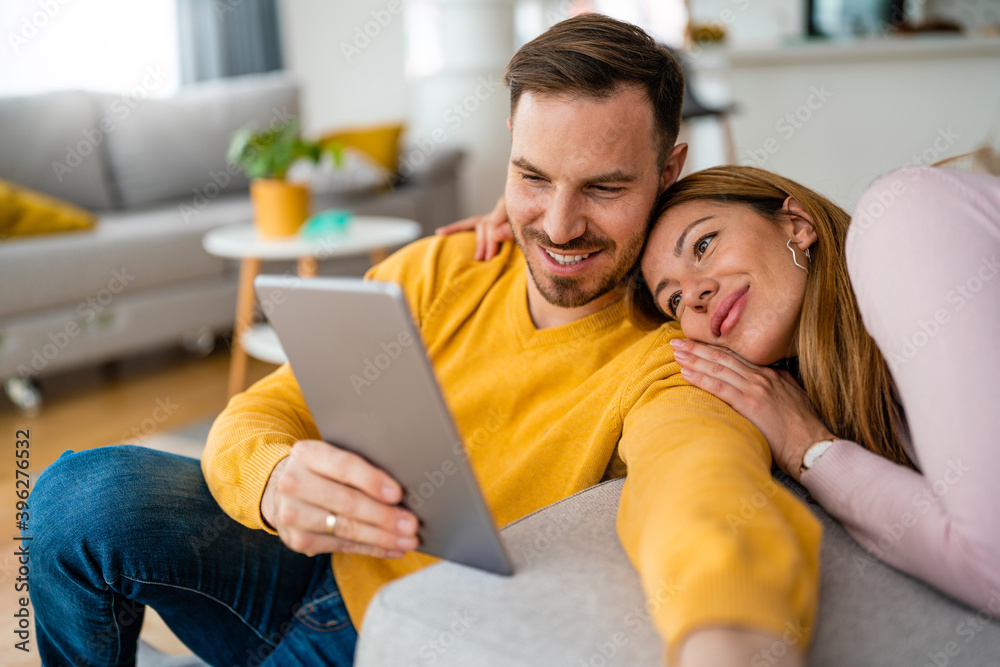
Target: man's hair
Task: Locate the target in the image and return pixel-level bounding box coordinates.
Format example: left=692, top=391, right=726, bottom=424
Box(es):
left=504, top=14, right=685, bottom=167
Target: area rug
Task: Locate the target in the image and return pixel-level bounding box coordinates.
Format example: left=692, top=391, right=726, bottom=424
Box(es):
left=138, top=641, right=206, bottom=667
left=137, top=417, right=216, bottom=460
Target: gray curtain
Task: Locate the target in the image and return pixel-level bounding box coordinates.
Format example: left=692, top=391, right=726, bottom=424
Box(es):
left=178, top=0, right=284, bottom=84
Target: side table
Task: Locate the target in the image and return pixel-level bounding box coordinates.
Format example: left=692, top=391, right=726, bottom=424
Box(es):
left=203, top=217, right=421, bottom=397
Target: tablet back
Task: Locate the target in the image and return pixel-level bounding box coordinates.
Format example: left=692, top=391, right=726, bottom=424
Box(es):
left=255, top=274, right=513, bottom=576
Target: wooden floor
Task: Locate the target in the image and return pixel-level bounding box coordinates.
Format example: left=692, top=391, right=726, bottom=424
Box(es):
left=0, top=345, right=277, bottom=666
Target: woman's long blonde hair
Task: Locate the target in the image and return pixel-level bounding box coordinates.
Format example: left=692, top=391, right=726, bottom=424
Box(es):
left=628, top=166, right=909, bottom=466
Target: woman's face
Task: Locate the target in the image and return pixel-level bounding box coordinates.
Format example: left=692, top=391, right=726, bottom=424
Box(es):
left=640, top=199, right=815, bottom=365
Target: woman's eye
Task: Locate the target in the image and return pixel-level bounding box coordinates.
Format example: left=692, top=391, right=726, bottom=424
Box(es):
left=667, top=292, right=682, bottom=317
left=695, top=233, right=716, bottom=257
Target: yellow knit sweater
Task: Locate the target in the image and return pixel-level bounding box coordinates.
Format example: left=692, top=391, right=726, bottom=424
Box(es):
left=202, top=232, right=821, bottom=650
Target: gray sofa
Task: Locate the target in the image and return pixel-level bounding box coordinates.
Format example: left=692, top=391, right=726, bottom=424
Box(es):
left=357, top=473, right=1000, bottom=666
left=0, top=73, right=463, bottom=412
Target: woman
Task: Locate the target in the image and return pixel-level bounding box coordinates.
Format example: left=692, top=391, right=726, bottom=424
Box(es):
left=440, top=165, right=1000, bottom=611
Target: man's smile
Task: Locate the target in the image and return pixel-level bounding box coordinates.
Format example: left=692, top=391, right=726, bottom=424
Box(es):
left=544, top=249, right=592, bottom=266
left=536, top=245, right=604, bottom=275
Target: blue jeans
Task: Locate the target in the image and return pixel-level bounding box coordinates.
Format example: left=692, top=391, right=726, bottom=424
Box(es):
left=29, top=446, right=358, bottom=667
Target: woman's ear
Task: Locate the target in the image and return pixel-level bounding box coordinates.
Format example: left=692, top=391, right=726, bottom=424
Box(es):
left=782, top=196, right=819, bottom=252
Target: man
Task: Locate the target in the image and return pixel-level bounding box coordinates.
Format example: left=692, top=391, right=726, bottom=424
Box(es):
left=30, top=15, right=820, bottom=667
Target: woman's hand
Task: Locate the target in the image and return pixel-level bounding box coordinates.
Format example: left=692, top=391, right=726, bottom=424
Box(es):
left=435, top=195, right=513, bottom=261
left=669, top=338, right=834, bottom=481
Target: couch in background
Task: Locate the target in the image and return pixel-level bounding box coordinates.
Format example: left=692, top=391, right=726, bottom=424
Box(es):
left=0, top=73, right=463, bottom=412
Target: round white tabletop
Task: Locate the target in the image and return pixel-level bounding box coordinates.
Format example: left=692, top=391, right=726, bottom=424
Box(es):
left=203, top=215, right=422, bottom=395
left=202, top=216, right=422, bottom=260
left=241, top=323, right=288, bottom=366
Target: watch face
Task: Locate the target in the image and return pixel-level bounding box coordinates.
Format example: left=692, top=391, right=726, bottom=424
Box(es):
left=803, top=440, right=834, bottom=469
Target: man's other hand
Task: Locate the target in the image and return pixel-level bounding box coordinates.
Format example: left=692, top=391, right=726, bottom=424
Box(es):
left=435, top=195, right=513, bottom=261
left=262, top=439, right=420, bottom=559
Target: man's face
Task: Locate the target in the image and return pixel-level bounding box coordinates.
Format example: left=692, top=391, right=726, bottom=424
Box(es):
left=505, top=87, right=667, bottom=310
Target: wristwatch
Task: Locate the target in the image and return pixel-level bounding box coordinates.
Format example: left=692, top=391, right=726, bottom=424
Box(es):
left=800, top=439, right=836, bottom=473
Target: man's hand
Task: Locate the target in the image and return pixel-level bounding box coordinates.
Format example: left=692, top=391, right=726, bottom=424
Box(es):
left=262, top=439, right=420, bottom=558
left=435, top=195, right=513, bottom=261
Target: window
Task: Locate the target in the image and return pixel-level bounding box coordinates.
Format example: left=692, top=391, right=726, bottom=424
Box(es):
left=1, top=0, right=179, bottom=97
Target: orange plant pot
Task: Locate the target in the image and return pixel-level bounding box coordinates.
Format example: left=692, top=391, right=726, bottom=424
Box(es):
left=250, top=179, right=310, bottom=239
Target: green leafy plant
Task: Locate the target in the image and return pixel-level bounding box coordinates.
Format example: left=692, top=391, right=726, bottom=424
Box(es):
left=227, top=118, right=343, bottom=180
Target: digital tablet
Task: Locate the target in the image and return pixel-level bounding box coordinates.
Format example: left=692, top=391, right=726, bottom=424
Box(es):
left=254, top=274, right=513, bottom=576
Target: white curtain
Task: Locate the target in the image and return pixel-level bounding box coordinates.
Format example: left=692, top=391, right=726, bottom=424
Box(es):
left=177, top=0, right=284, bottom=85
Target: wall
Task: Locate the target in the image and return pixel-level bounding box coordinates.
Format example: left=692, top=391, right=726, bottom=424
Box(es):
left=404, top=0, right=516, bottom=217
left=689, top=0, right=804, bottom=45
left=279, top=0, right=409, bottom=133
left=0, top=0, right=180, bottom=97
left=713, top=38, right=1000, bottom=211
left=925, top=0, right=1000, bottom=29
left=280, top=0, right=514, bottom=217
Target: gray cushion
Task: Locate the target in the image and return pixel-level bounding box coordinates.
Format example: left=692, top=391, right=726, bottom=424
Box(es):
left=0, top=194, right=252, bottom=318
left=98, top=73, right=299, bottom=208
left=356, top=475, right=1000, bottom=666
left=0, top=90, right=117, bottom=211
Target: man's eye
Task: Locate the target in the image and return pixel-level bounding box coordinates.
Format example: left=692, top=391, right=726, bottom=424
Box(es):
left=593, top=185, right=624, bottom=194
left=521, top=174, right=544, bottom=183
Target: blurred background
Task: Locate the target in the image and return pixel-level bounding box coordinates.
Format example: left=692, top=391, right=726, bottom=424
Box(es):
left=2, top=0, right=998, bottom=217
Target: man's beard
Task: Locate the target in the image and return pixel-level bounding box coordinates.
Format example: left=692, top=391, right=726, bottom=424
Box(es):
left=514, top=225, right=645, bottom=309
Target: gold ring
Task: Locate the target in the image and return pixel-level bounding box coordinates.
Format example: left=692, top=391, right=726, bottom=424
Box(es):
left=325, top=513, right=338, bottom=535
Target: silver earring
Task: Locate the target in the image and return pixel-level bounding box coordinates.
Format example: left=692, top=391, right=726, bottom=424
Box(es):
left=787, top=238, right=808, bottom=271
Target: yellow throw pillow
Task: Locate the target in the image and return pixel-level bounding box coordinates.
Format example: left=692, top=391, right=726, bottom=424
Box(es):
left=0, top=179, right=97, bottom=240
left=320, top=122, right=405, bottom=175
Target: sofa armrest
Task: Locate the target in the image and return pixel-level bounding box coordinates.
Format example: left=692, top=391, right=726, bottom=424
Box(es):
left=356, top=478, right=664, bottom=666
left=356, top=474, right=1000, bottom=666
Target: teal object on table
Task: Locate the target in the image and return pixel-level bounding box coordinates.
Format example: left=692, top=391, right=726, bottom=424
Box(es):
left=302, top=209, right=353, bottom=238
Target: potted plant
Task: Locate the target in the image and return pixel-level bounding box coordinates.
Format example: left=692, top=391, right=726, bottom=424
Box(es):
left=228, top=118, right=343, bottom=239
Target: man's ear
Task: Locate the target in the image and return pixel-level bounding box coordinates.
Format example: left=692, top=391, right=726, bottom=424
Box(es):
left=782, top=196, right=819, bottom=251
left=506, top=117, right=512, bottom=132
left=660, top=143, right=687, bottom=192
